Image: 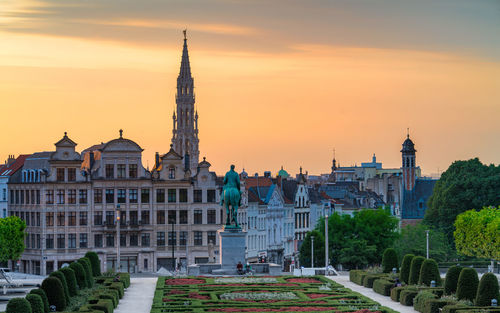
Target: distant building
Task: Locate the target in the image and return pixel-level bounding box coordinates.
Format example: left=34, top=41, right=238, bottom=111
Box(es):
left=0, top=155, right=29, bottom=218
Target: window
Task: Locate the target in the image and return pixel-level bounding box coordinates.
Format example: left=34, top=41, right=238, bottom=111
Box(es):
left=105, top=189, right=114, bottom=204
left=15, top=190, right=19, bottom=204
left=94, top=234, right=103, bottom=248
left=31, top=190, right=35, bottom=204
left=129, top=189, right=138, bottom=203
left=36, top=234, right=40, bottom=249
left=157, top=232, right=165, bottom=246
left=168, top=189, right=176, bottom=203
left=57, top=234, right=65, bottom=249
left=57, top=168, right=65, bottom=181
left=157, top=210, right=165, bottom=224
left=10, top=190, right=14, bottom=204
left=26, top=190, right=30, bottom=204
left=194, top=231, right=203, bottom=246
left=194, top=190, right=202, bottom=203
left=80, top=233, right=88, bottom=248
left=194, top=210, right=202, bottom=224
left=141, top=210, right=150, bottom=225
left=179, top=210, right=188, bottom=224
left=129, top=164, right=137, bottom=178
left=36, top=212, right=40, bottom=226
left=68, top=234, right=76, bottom=248
left=79, top=190, right=87, bottom=204
left=57, top=212, right=65, bottom=226
left=36, top=190, right=40, bottom=204
left=94, top=211, right=103, bottom=226
left=156, top=189, right=165, bottom=203
left=2, top=189, right=5, bottom=201
left=105, top=211, right=114, bottom=225
left=79, top=212, right=87, bottom=226
left=168, top=210, right=176, bottom=224
left=120, top=234, right=126, bottom=247
left=179, top=231, right=187, bottom=246
left=117, top=164, right=126, bottom=178
left=141, top=189, right=150, bottom=203
left=207, top=231, right=216, bottom=245
left=106, top=234, right=114, bottom=247
left=57, top=189, right=65, bottom=204
left=168, top=231, right=176, bottom=246
left=141, top=233, right=150, bottom=247
left=68, top=212, right=76, bottom=226
left=130, top=234, right=138, bottom=246
left=68, top=189, right=76, bottom=204
left=120, top=211, right=126, bottom=225
left=67, top=168, right=76, bottom=181
left=46, top=234, right=54, bottom=249
left=46, top=212, right=54, bottom=226
left=207, top=210, right=216, bottom=224
left=130, top=211, right=138, bottom=225
left=168, top=167, right=175, bottom=179
left=179, top=189, right=188, bottom=203
left=207, top=190, right=216, bottom=203
left=105, top=164, right=114, bottom=178
left=117, top=189, right=126, bottom=203
left=94, top=189, right=102, bottom=204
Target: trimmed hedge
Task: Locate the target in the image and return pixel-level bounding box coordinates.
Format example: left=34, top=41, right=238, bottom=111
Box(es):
left=363, top=274, right=384, bottom=288
left=400, top=254, right=415, bottom=284
left=382, top=248, right=399, bottom=273
left=456, top=267, right=479, bottom=302
left=60, top=267, right=78, bottom=296
left=26, top=294, right=44, bottom=313
left=29, top=289, right=49, bottom=313
left=41, top=277, right=66, bottom=311
left=424, top=299, right=455, bottom=313
left=444, top=265, right=463, bottom=295
left=391, top=286, right=405, bottom=302
left=88, top=298, right=114, bottom=313
left=400, top=288, right=419, bottom=306
left=70, top=261, right=87, bottom=289
left=418, top=259, right=442, bottom=287
left=373, top=279, right=394, bottom=296
left=409, top=256, right=426, bottom=285
left=475, top=272, right=500, bottom=306
left=414, top=290, right=438, bottom=313
left=78, top=258, right=94, bottom=287
left=49, top=270, right=70, bottom=304
left=349, top=270, right=367, bottom=285
left=85, top=251, right=102, bottom=277
left=442, top=304, right=470, bottom=313
left=104, top=282, right=124, bottom=298
left=117, top=272, right=130, bottom=288
left=6, top=297, right=32, bottom=313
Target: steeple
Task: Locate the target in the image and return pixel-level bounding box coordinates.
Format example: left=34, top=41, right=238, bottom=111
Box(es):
left=401, top=130, right=417, bottom=191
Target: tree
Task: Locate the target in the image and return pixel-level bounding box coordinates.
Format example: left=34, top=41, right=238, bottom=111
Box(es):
left=338, top=238, right=376, bottom=269
left=0, top=216, right=26, bottom=263
left=424, top=158, right=500, bottom=244
left=454, top=206, right=500, bottom=260
left=298, top=230, right=325, bottom=267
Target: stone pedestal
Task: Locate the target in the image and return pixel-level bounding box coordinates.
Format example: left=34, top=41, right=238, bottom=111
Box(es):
left=218, top=229, right=246, bottom=269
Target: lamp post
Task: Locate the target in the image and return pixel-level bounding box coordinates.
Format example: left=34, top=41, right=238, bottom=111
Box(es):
left=425, top=230, right=430, bottom=259
left=311, top=235, right=314, bottom=268
left=116, top=204, right=121, bottom=272
left=171, top=214, right=175, bottom=271
left=325, top=213, right=328, bottom=274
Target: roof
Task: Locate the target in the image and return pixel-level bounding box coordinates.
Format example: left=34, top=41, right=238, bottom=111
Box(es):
left=401, top=135, right=416, bottom=153
left=22, top=152, right=52, bottom=170
left=248, top=185, right=276, bottom=205
left=245, top=177, right=273, bottom=189
left=401, top=179, right=437, bottom=219
left=0, top=154, right=30, bottom=176
left=280, top=180, right=297, bottom=204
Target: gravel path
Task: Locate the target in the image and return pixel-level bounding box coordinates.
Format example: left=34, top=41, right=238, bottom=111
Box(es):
left=114, top=277, right=158, bottom=313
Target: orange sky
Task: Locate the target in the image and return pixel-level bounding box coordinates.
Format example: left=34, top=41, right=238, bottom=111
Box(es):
left=1, top=0, right=499, bottom=176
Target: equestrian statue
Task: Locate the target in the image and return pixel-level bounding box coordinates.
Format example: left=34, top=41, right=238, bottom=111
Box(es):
left=221, top=164, right=241, bottom=229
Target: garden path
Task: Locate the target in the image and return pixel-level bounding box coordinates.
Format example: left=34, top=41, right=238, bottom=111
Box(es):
left=326, top=275, right=417, bottom=313
left=114, top=277, right=157, bottom=313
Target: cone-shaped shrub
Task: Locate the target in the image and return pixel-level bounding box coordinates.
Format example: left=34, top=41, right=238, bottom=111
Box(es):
left=29, top=289, right=49, bottom=313
left=41, top=277, right=66, bottom=311
left=475, top=272, right=500, bottom=306
left=26, top=294, right=44, bottom=313
left=6, top=297, right=32, bottom=313
left=456, top=267, right=479, bottom=302
left=444, top=265, right=463, bottom=295
left=70, top=261, right=87, bottom=289
left=400, top=254, right=414, bottom=284
left=85, top=251, right=101, bottom=277
left=60, top=267, right=78, bottom=296
left=418, top=259, right=442, bottom=286
left=78, top=257, right=93, bottom=287
left=382, top=248, right=399, bottom=273
left=409, top=256, right=425, bottom=285
left=49, top=271, right=70, bottom=304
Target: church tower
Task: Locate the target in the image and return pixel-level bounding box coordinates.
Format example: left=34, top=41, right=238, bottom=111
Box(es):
left=401, top=131, right=416, bottom=191
left=171, top=30, right=199, bottom=173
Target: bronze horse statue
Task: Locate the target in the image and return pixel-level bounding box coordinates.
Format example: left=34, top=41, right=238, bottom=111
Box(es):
left=221, top=165, right=241, bottom=229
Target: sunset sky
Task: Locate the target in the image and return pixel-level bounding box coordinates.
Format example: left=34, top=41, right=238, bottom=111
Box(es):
left=1, top=0, right=499, bottom=176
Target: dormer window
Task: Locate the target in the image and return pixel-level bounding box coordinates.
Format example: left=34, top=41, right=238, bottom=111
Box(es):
left=67, top=168, right=76, bottom=181
left=57, top=168, right=65, bottom=182
left=168, top=167, right=175, bottom=179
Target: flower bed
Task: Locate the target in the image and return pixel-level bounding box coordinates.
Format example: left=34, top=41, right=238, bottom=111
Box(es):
left=214, top=277, right=278, bottom=284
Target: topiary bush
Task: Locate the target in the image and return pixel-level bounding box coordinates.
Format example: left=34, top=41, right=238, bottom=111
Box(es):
left=70, top=261, right=87, bottom=289
left=78, top=258, right=94, bottom=287
left=349, top=270, right=368, bottom=285
left=362, top=274, right=384, bottom=288
left=424, top=299, right=455, bottom=313
left=418, top=259, right=442, bottom=287
left=29, top=289, right=49, bottom=313
left=391, top=286, right=405, bottom=302
left=475, top=272, right=500, bottom=306
left=400, top=254, right=415, bottom=284
left=60, top=267, right=78, bottom=296
left=85, top=251, right=102, bottom=277
left=373, top=278, right=394, bottom=296
left=6, top=297, right=32, bottom=313
left=409, top=256, right=426, bottom=285
left=41, top=277, right=66, bottom=311
left=118, top=272, right=130, bottom=288
left=49, top=270, right=70, bottom=304
left=444, top=265, right=463, bottom=295
left=400, top=288, right=419, bottom=306
left=414, top=290, right=438, bottom=312
left=26, top=293, right=44, bottom=313
left=382, top=248, right=399, bottom=273
left=456, top=267, right=479, bottom=302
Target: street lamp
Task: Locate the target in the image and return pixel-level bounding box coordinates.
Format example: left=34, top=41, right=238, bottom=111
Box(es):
left=425, top=230, right=430, bottom=259
left=325, top=212, right=328, bottom=275
left=311, top=235, right=314, bottom=268
left=116, top=204, right=121, bottom=272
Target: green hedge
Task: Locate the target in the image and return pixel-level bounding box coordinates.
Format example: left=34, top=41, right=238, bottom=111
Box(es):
left=391, top=286, right=405, bottom=302
left=409, top=256, right=426, bottom=285
left=475, top=272, right=500, bottom=306
left=117, top=272, right=130, bottom=288
left=104, top=282, right=124, bottom=298
left=442, top=304, right=471, bottom=313
left=349, top=270, right=367, bottom=285
left=60, top=267, right=78, bottom=296
left=373, top=279, right=394, bottom=296
left=418, top=259, right=442, bottom=287
left=85, top=252, right=102, bottom=277
left=6, top=297, right=32, bottom=313
left=382, top=248, right=399, bottom=273
left=456, top=268, right=479, bottom=301
left=70, top=261, right=87, bottom=289
left=29, top=289, right=49, bottom=313
left=363, top=274, right=385, bottom=288
left=49, top=270, right=71, bottom=304
left=87, top=299, right=114, bottom=313
left=400, top=288, right=419, bottom=306
left=41, top=277, right=66, bottom=311
left=424, top=299, right=456, bottom=313
left=26, top=294, right=44, bottom=313
left=444, top=265, right=463, bottom=295
left=400, top=254, right=415, bottom=284
left=78, top=258, right=94, bottom=287
left=413, top=290, right=438, bottom=313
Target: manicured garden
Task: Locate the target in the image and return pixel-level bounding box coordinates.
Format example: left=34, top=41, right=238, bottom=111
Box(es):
left=4, top=252, right=130, bottom=313
left=151, top=276, right=399, bottom=313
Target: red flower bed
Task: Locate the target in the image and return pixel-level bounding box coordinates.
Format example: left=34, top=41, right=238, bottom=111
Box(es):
left=203, top=283, right=297, bottom=287
left=208, top=307, right=336, bottom=312
left=307, top=293, right=332, bottom=299
left=287, top=278, right=322, bottom=284
left=162, top=298, right=175, bottom=302
left=189, top=292, right=210, bottom=300
left=165, top=278, right=205, bottom=285
left=168, top=289, right=185, bottom=294
left=298, top=301, right=327, bottom=304
left=233, top=299, right=280, bottom=303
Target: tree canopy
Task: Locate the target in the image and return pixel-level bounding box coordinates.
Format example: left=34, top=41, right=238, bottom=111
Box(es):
left=0, top=216, right=26, bottom=263
left=299, top=229, right=325, bottom=267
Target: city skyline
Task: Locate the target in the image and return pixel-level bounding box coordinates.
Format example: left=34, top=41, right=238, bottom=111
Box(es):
left=1, top=0, right=499, bottom=175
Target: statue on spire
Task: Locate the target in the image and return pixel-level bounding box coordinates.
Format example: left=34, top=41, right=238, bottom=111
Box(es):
left=183, top=29, right=187, bottom=40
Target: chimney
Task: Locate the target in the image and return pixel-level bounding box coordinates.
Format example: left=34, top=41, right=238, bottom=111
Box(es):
left=7, top=155, right=15, bottom=165
left=155, top=152, right=160, bottom=168
left=89, top=152, right=95, bottom=169
left=184, top=153, right=190, bottom=171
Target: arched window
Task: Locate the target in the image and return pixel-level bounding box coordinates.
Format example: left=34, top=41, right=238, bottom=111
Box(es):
left=168, top=167, right=175, bottom=179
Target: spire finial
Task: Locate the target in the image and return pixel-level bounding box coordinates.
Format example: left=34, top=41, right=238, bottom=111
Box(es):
left=119, top=129, right=123, bottom=138
left=183, top=29, right=187, bottom=40
left=407, top=127, right=410, bottom=138
left=64, top=131, right=67, bottom=137
left=300, top=166, right=302, bottom=174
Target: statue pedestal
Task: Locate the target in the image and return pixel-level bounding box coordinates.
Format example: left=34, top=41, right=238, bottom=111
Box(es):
left=218, top=228, right=246, bottom=269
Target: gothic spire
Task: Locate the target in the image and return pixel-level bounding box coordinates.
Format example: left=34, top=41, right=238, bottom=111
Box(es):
left=179, top=30, right=192, bottom=79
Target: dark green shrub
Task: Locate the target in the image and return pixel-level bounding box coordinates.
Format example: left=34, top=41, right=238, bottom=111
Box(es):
left=79, top=304, right=106, bottom=313
left=29, top=289, right=49, bottom=313
left=78, top=258, right=93, bottom=287
left=418, top=259, right=442, bottom=286
left=442, top=304, right=470, bottom=313
left=414, top=290, right=438, bottom=312
left=85, top=251, right=102, bottom=277
left=382, top=248, right=399, bottom=273
left=349, top=270, right=367, bottom=285
left=60, top=267, right=78, bottom=296
left=400, top=288, right=419, bottom=306
left=363, top=274, right=384, bottom=288
left=444, top=266, right=463, bottom=295
left=409, top=256, right=426, bottom=285
left=41, top=277, right=66, bottom=311
left=26, top=294, right=44, bottom=313
left=373, top=279, right=394, bottom=296
left=88, top=299, right=114, bottom=313
left=49, top=270, right=70, bottom=304
left=117, top=272, right=130, bottom=288
left=391, top=286, right=405, bottom=302
left=6, top=297, right=32, bottom=313
left=70, top=261, right=87, bottom=289
left=400, top=254, right=415, bottom=284
left=475, top=272, right=500, bottom=306
left=424, top=299, right=455, bottom=313
left=456, top=268, right=479, bottom=302
left=104, top=282, right=124, bottom=298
